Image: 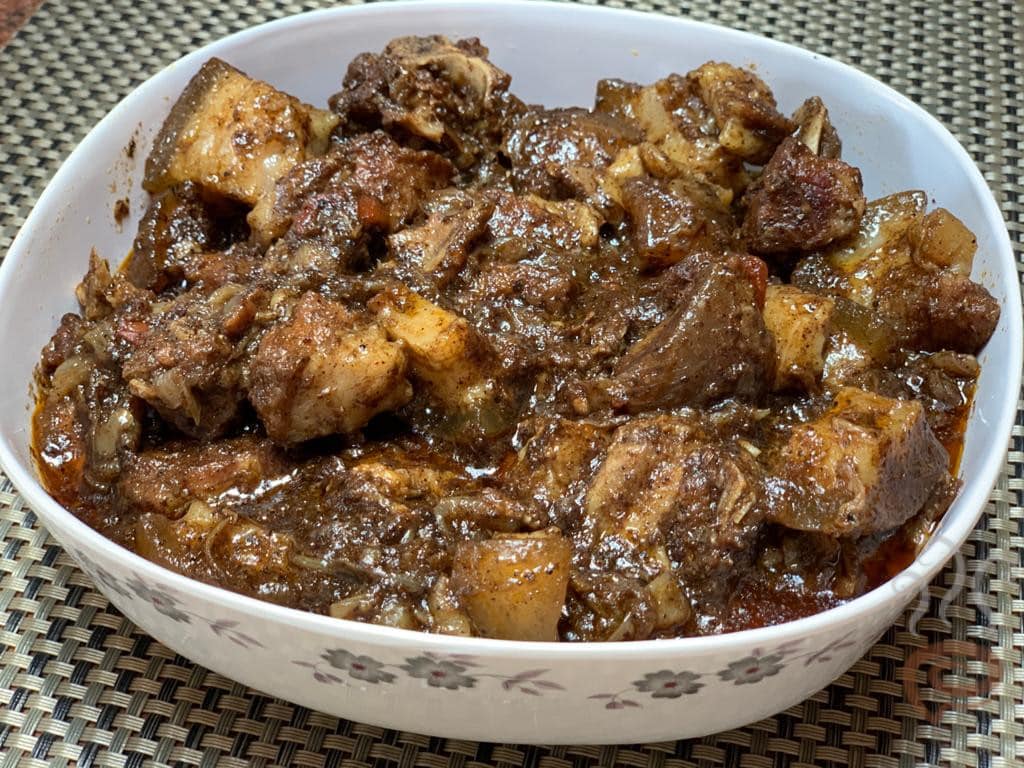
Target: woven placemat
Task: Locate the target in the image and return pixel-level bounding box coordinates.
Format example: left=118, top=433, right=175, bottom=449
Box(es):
left=1, top=1, right=1022, bottom=766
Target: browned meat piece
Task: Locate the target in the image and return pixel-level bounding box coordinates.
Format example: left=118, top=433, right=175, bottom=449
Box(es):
left=620, top=174, right=737, bottom=269
left=688, top=62, right=795, bottom=164
left=260, top=132, right=454, bottom=280
left=877, top=266, right=999, bottom=354
left=118, top=436, right=286, bottom=518
left=482, top=191, right=601, bottom=262
left=119, top=283, right=264, bottom=438
left=594, top=74, right=749, bottom=201
left=330, top=36, right=521, bottom=169
left=767, top=387, right=949, bottom=537
left=387, top=189, right=496, bottom=288
left=792, top=192, right=1000, bottom=354
left=144, top=58, right=337, bottom=205
left=742, top=137, right=866, bottom=255
left=503, top=107, right=642, bottom=212
left=248, top=292, right=412, bottom=443
left=592, top=261, right=774, bottom=413
left=583, top=415, right=764, bottom=612
left=127, top=182, right=247, bottom=292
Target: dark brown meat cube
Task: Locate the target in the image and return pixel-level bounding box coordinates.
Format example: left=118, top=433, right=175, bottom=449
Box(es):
left=127, top=182, right=246, bottom=292
left=768, top=387, right=949, bottom=537
left=39, top=313, right=88, bottom=377
left=688, top=62, right=795, bottom=164
left=620, top=175, right=737, bottom=269
left=742, top=137, right=866, bottom=255
left=118, top=436, right=286, bottom=518
left=248, top=293, right=412, bottom=443
left=877, top=267, right=1000, bottom=355
left=481, top=191, right=601, bottom=263
left=597, top=260, right=774, bottom=413
left=330, top=36, right=520, bottom=169
left=503, top=107, right=641, bottom=212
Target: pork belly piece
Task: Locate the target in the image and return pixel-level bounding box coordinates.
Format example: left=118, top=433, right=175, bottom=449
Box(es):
left=619, top=174, right=737, bottom=269
left=248, top=292, right=412, bottom=443
left=330, top=35, right=520, bottom=169
left=369, top=287, right=516, bottom=441
left=741, top=136, right=866, bottom=255
left=144, top=58, right=338, bottom=206
left=118, top=436, right=286, bottom=518
left=762, top=283, right=835, bottom=392
left=768, top=387, right=949, bottom=538
left=792, top=192, right=1000, bottom=354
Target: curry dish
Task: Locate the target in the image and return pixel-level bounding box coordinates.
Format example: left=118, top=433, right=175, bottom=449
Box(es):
left=32, top=37, right=1000, bottom=641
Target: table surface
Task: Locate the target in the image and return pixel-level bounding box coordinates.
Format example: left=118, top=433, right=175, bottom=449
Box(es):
left=0, top=1, right=1022, bottom=766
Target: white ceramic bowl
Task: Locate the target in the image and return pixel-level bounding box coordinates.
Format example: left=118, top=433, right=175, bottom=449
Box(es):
left=0, top=0, right=1019, bottom=745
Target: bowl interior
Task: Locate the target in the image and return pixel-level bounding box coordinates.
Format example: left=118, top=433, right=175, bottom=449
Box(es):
left=0, top=0, right=1019, bottom=641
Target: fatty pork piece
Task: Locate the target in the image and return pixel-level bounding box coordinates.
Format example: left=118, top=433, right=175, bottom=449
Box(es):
left=126, top=181, right=249, bottom=293
left=762, top=284, right=835, bottom=392
left=480, top=191, right=601, bottom=262
left=251, top=131, right=455, bottom=249
left=144, top=58, right=338, bottom=207
left=451, top=530, right=572, bottom=641
left=595, top=63, right=793, bottom=199
left=619, top=174, right=738, bottom=270
left=792, top=192, right=1000, bottom=354
left=579, top=415, right=762, bottom=635
left=589, top=260, right=774, bottom=413
left=503, top=107, right=642, bottom=215
left=330, top=35, right=519, bottom=169
left=248, top=293, right=412, bottom=444
left=741, top=136, right=866, bottom=255
left=767, top=387, right=949, bottom=538
left=119, top=282, right=264, bottom=438
left=369, top=287, right=517, bottom=441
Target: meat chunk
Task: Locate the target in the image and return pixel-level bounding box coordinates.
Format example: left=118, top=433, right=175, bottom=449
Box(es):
left=387, top=189, right=496, bottom=288
left=742, top=137, right=866, bottom=255
left=369, top=287, right=516, bottom=440
left=144, top=58, right=338, bottom=205
left=119, top=437, right=285, bottom=517
left=792, top=96, right=842, bottom=159
left=451, top=531, right=572, bottom=641
left=594, top=74, right=749, bottom=201
left=792, top=192, right=1000, bottom=354
left=127, top=182, right=246, bottom=293
left=688, top=62, right=795, bottom=164
left=248, top=293, right=412, bottom=443
left=482, top=192, right=601, bottom=262
left=256, top=132, right=452, bottom=259
left=584, top=416, right=764, bottom=599
left=763, top=284, right=835, bottom=392
left=596, top=260, right=774, bottom=413
left=503, top=107, right=642, bottom=212
left=620, top=174, right=737, bottom=269
left=330, top=36, right=520, bottom=169
left=768, top=387, right=949, bottom=537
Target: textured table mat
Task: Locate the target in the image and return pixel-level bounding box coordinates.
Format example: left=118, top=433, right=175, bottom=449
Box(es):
left=1, top=1, right=1022, bottom=766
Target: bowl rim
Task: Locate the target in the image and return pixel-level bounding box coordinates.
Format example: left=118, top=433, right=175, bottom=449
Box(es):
left=0, top=0, right=1020, bottom=660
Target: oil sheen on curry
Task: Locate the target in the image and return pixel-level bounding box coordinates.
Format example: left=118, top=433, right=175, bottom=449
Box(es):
left=32, top=37, right=999, bottom=641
